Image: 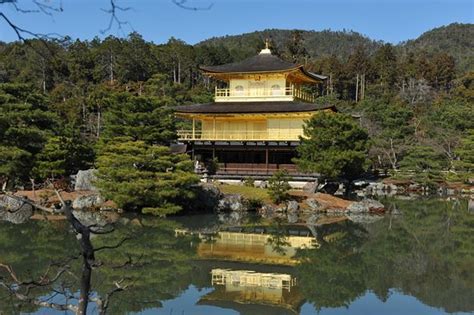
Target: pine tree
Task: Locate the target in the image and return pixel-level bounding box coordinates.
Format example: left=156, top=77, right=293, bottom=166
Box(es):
left=0, top=84, right=59, bottom=184
left=454, top=131, right=474, bottom=176
left=295, top=112, right=370, bottom=181
left=33, top=136, right=68, bottom=180
left=0, top=146, right=31, bottom=187
left=268, top=170, right=291, bottom=204
left=399, top=145, right=445, bottom=187
left=373, top=44, right=398, bottom=90
left=102, top=93, right=176, bottom=145
left=96, top=138, right=199, bottom=216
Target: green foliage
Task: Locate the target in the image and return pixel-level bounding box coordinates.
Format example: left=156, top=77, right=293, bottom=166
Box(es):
left=102, top=93, right=176, bottom=145
left=217, top=184, right=271, bottom=203
left=268, top=170, right=291, bottom=204
left=243, top=176, right=255, bottom=187
left=203, top=157, right=219, bottom=175
left=0, top=26, right=472, bottom=188
left=0, top=84, right=60, bottom=183
left=33, top=131, right=94, bottom=181
left=402, top=23, right=474, bottom=73
left=296, top=112, right=370, bottom=180
left=96, top=138, right=199, bottom=216
left=33, top=136, right=68, bottom=180
left=242, top=197, right=264, bottom=211
left=359, top=98, right=414, bottom=170
left=297, top=198, right=474, bottom=311
left=398, top=145, right=445, bottom=187
left=454, top=131, right=474, bottom=179
left=0, top=146, right=31, bottom=185
left=373, top=44, right=398, bottom=89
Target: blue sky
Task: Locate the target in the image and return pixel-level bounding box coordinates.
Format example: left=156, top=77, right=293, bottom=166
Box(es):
left=0, top=0, right=473, bottom=44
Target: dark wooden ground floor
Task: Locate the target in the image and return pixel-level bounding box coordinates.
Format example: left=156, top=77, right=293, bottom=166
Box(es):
left=183, top=142, right=308, bottom=176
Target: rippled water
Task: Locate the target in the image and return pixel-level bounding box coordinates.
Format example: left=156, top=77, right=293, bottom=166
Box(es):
left=0, top=197, right=472, bottom=314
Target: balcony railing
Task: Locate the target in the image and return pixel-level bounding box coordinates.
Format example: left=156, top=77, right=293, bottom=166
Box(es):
left=177, top=130, right=303, bottom=141
left=215, top=87, right=315, bottom=103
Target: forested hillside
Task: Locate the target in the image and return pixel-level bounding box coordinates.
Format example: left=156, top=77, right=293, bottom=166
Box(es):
left=401, top=23, right=474, bottom=73
left=0, top=23, right=472, bottom=211
left=199, top=23, right=474, bottom=74
left=198, top=29, right=382, bottom=61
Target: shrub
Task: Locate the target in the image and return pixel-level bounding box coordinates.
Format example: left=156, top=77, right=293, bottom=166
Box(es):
left=268, top=170, right=292, bottom=204
left=243, top=177, right=255, bottom=187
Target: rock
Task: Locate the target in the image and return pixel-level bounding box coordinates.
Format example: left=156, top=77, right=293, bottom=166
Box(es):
left=259, top=204, right=275, bottom=214
left=311, top=193, right=352, bottom=210
left=0, top=195, right=33, bottom=212
left=71, top=210, right=108, bottom=228
left=0, top=197, right=34, bottom=224
left=257, top=181, right=268, bottom=189
left=303, top=181, right=318, bottom=194
left=305, top=213, right=321, bottom=225
left=286, top=200, right=299, bottom=212
left=218, top=211, right=243, bottom=225
left=74, top=169, right=98, bottom=191
left=287, top=211, right=299, bottom=224
left=0, top=195, right=34, bottom=224
left=347, top=198, right=385, bottom=213
left=218, top=194, right=246, bottom=212
left=446, top=188, right=456, bottom=195
left=305, top=198, right=322, bottom=211
left=468, top=199, right=474, bottom=214
left=191, top=184, right=222, bottom=212
left=334, top=183, right=346, bottom=196
left=320, top=182, right=339, bottom=194
left=118, top=217, right=130, bottom=225
left=72, top=194, right=104, bottom=210
left=0, top=208, right=33, bottom=224
left=130, top=218, right=142, bottom=226
left=275, top=205, right=287, bottom=213
left=347, top=213, right=384, bottom=224
left=408, top=183, right=421, bottom=191
left=387, top=184, right=398, bottom=192
left=326, top=208, right=347, bottom=214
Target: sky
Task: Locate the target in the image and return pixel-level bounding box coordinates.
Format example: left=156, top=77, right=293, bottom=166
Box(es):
left=0, top=0, right=473, bottom=44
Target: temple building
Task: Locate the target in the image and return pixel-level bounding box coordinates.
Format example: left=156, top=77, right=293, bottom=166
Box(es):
left=175, top=43, right=335, bottom=175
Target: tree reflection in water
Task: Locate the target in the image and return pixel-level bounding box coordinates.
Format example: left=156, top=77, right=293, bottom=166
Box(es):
left=0, top=206, right=198, bottom=315
left=295, top=198, right=474, bottom=313
left=0, top=197, right=472, bottom=314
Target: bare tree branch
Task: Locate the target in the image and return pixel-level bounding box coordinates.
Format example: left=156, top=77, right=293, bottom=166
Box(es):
left=172, top=0, right=213, bottom=11
left=100, top=0, right=132, bottom=34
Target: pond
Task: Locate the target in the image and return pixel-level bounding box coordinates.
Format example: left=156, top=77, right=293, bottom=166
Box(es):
left=0, top=197, right=473, bottom=315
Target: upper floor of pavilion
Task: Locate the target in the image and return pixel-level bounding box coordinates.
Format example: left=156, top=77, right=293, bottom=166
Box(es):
left=200, top=44, right=326, bottom=103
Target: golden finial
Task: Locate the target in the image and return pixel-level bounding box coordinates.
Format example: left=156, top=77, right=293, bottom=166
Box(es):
left=259, top=38, right=272, bottom=54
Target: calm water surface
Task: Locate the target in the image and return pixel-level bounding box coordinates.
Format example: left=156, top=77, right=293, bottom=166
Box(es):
left=0, top=197, right=472, bottom=315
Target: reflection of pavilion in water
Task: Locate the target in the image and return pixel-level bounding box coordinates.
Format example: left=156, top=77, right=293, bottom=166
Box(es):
left=176, top=225, right=322, bottom=314
left=195, top=225, right=319, bottom=265
left=199, top=268, right=304, bottom=314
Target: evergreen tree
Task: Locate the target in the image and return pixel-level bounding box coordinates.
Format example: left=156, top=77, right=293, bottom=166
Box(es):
left=33, top=136, right=68, bottom=180
left=0, top=84, right=59, bottom=184
left=399, top=145, right=444, bottom=187
left=96, top=138, right=199, bottom=216
left=373, top=44, right=398, bottom=90
left=33, top=128, right=95, bottom=181
left=284, top=30, right=308, bottom=64
left=102, top=93, right=176, bottom=145
left=268, top=170, right=291, bottom=204
left=295, top=112, right=370, bottom=181
left=0, top=146, right=31, bottom=187
left=454, top=131, right=474, bottom=176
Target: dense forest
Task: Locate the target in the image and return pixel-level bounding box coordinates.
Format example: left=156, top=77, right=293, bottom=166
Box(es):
left=0, top=23, right=472, bottom=197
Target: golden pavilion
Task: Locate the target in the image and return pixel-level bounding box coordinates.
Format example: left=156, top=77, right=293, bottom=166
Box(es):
left=175, top=43, right=335, bottom=175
